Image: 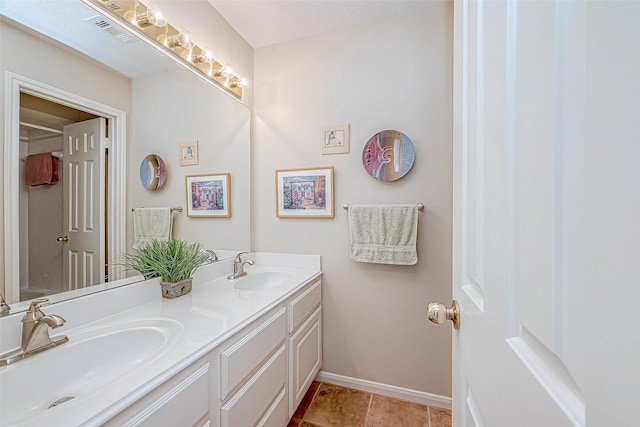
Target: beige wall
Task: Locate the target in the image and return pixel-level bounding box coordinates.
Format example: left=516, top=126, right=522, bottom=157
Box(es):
left=253, top=3, right=454, bottom=397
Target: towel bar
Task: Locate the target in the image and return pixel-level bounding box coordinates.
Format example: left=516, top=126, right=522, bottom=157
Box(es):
left=131, top=207, right=183, bottom=212
left=343, top=203, right=424, bottom=211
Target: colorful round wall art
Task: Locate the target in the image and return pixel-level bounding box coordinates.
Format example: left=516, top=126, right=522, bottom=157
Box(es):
left=362, top=130, right=415, bottom=181
left=139, top=154, right=167, bottom=191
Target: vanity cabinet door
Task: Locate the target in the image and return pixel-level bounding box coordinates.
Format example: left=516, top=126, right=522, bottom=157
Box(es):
left=289, top=307, right=322, bottom=416
left=220, top=344, right=288, bottom=427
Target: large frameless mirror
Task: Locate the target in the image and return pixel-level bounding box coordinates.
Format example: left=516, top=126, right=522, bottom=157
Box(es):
left=0, top=0, right=251, bottom=315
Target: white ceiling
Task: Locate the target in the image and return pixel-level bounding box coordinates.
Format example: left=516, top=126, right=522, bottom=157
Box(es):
left=208, top=0, right=434, bottom=49
left=0, top=0, right=435, bottom=78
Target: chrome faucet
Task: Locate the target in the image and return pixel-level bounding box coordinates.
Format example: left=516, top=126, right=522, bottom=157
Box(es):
left=227, top=252, right=255, bottom=280
left=0, top=291, right=10, bottom=314
left=0, top=299, right=68, bottom=366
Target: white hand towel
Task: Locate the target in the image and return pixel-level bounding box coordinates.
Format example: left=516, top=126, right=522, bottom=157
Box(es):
left=133, top=207, right=172, bottom=249
left=348, top=204, right=419, bottom=265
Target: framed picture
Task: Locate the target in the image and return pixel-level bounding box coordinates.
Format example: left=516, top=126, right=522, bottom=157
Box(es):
left=185, top=173, right=231, bottom=218
left=179, top=141, right=199, bottom=166
left=321, top=124, right=349, bottom=155
left=275, top=166, right=334, bottom=218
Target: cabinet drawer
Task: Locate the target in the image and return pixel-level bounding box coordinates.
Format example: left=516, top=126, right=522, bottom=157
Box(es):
left=220, top=308, right=286, bottom=400
left=288, top=280, right=321, bottom=333
left=221, top=344, right=287, bottom=427
left=117, top=364, right=209, bottom=427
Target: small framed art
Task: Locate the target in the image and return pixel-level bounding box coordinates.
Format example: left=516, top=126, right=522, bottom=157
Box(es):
left=275, top=166, right=334, bottom=218
left=321, top=124, right=349, bottom=155
left=185, top=173, right=231, bottom=218
left=179, top=141, right=199, bottom=166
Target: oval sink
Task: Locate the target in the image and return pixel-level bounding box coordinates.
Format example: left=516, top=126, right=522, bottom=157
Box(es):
left=233, top=271, right=293, bottom=291
left=0, top=318, right=182, bottom=425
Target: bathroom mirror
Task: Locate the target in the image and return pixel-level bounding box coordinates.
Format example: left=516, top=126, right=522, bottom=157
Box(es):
left=0, top=0, right=251, bottom=314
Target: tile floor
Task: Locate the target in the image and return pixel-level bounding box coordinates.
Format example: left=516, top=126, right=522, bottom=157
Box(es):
left=288, top=381, right=452, bottom=427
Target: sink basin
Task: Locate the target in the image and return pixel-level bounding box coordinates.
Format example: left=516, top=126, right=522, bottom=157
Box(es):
left=0, top=318, right=182, bottom=425
left=233, top=271, right=293, bottom=291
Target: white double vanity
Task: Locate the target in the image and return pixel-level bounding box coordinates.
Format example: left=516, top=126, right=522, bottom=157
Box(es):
left=0, top=253, right=322, bottom=426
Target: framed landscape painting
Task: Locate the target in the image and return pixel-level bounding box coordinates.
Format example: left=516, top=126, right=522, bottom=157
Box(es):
left=275, top=166, right=334, bottom=218
left=185, top=173, right=231, bottom=218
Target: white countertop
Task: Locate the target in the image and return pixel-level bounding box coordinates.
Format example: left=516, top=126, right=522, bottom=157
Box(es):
left=0, top=252, right=321, bottom=426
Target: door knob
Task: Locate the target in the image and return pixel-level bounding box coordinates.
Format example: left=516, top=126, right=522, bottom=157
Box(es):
left=56, top=236, right=69, bottom=243
left=426, top=300, right=460, bottom=330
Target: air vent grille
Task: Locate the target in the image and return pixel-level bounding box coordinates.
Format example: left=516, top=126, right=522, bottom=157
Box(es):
left=94, top=19, right=111, bottom=29
left=85, top=15, right=136, bottom=45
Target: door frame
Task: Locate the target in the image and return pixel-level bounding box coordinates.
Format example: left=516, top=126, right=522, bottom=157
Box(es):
left=3, top=72, right=127, bottom=303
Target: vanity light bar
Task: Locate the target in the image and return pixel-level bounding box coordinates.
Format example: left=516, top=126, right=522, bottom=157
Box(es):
left=85, top=0, right=245, bottom=100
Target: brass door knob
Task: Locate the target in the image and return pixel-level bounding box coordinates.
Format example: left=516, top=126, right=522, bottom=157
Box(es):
left=426, top=300, right=460, bottom=330
left=56, top=236, right=69, bottom=243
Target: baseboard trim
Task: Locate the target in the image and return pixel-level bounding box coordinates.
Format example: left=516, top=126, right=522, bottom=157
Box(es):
left=315, top=370, right=452, bottom=410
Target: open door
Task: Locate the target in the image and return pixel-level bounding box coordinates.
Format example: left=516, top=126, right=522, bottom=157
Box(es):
left=428, top=1, right=640, bottom=425
left=62, top=118, right=106, bottom=290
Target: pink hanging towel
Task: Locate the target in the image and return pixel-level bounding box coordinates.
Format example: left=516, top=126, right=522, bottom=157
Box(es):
left=25, top=152, right=55, bottom=186
left=51, top=156, right=59, bottom=184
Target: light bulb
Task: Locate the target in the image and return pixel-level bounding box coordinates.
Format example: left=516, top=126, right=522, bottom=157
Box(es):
left=222, top=64, right=234, bottom=78
left=124, top=8, right=166, bottom=28
left=230, top=77, right=250, bottom=89
left=192, top=48, right=215, bottom=64
left=163, top=31, right=196, bottom=50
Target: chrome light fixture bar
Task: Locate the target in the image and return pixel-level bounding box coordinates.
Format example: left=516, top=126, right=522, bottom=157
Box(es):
left=84, top=0, right=246, bottom=100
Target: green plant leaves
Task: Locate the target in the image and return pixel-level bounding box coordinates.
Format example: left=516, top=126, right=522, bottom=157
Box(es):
left=117, top=240, right=217, bottom=283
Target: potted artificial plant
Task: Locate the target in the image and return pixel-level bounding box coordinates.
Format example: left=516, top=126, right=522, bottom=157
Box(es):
left=119, top=239, right=217, bottom=298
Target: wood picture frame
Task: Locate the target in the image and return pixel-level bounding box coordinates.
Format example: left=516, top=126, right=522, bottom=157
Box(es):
left=276, top=166, right=334, bottom=218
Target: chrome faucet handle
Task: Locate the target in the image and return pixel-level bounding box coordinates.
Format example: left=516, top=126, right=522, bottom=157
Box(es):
left=28, top=298, right=50, bottom=309
left=227, top=252, right=254, bottom=280
left=0, top=299, right=68, bottom=366
left=0, top=291, right=10, bottom=314
left=22, top=299, right=50, bottom=323
left=22, top=314, right=68, bottom=355
left=234, top=251, right=250, bottom=263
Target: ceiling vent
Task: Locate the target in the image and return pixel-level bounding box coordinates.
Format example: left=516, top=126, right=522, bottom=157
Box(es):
left=85, top=15, right=137, bottom=45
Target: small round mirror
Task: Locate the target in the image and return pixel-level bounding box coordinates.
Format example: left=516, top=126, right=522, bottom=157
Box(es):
left=139, top=154, right=167, bottom=191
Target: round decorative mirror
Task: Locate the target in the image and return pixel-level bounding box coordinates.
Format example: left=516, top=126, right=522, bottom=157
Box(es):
left=362, top=130, right=416, bottom=181
left=139, top=154, right=167, bottom=191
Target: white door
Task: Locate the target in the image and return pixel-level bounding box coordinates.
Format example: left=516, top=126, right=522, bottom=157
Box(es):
left=443, top=1, right=640, bottom=426
left=62, top=118, right=106, bottom=290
